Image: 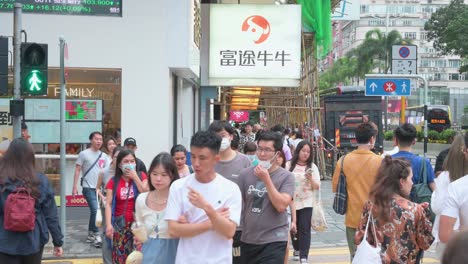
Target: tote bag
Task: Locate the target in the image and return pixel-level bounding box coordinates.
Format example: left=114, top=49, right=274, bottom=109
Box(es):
left=311, top=187, right=328, bottom=232
left=352, top=211, right=382, bottom=264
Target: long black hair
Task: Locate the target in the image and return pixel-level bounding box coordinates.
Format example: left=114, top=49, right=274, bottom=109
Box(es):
left=112, top=149, right=137, bottom=195
left=0, top=138, right=41, bottom=199
left=289, top=140, right=314, bottom=172
left=147, top=152, right=179, bottom=191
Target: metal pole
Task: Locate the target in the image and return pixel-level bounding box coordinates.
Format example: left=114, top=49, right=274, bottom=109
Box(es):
left=383, top=4, right=389, bottom=132
left=423, top=77, right=428, bottom=158
left=59, top=36, right=67, bottom=243
left=400, top=96, right=406, bottom=124
left=12, top=3, right=22, bottom=139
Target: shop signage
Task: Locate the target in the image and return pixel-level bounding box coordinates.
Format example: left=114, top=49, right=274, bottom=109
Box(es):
left=230, top=110, right=249, bottom=122
left=54, top=87, right=95, bottom=98
left=66, top=195, right=88, bottom=207
left=209, top=5, right=301, bottom=87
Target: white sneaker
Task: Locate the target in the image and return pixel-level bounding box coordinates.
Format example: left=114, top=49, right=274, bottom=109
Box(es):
left=293, top=250, right=300, bottom=261
left=94, top=234, right=102, bottom=248
left=300, top=258, right=308, bottom=264
left=86, top=233, right=95, bottom=243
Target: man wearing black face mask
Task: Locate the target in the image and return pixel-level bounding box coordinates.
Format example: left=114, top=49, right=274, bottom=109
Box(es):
left=208, top=120, right=251, bottom=264
left=238, top=132, right=295, bottom=264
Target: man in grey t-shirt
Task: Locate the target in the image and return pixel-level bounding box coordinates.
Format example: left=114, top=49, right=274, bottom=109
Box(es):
left=238, top=131, right=295, bottom=264
left=72, top=131, right=109, bottom=247
left=208, top=120, right=251, bottom=264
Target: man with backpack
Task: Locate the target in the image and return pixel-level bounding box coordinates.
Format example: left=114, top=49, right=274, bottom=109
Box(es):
left=392, top=123, right=436, bottom=264
left=392, top=123, right=436, bottom=197
left=72, top=131, right=110, bottom=248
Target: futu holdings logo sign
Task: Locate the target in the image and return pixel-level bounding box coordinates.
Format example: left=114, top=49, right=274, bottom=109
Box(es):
left=242, top=15, right=271, bottom=44
left=208, top=5, right=302, bottom=87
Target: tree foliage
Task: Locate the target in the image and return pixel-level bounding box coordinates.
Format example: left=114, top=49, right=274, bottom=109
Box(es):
left=424, top=0, right=468, bottom=72
left=319, top=29, right=409, bottom=90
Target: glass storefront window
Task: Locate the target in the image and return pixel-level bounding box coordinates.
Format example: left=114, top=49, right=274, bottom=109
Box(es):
left=20, top=67, right=122, bottom=154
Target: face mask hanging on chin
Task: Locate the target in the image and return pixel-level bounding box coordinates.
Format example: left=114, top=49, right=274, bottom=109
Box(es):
left=257, top=152, right=278, bottom=170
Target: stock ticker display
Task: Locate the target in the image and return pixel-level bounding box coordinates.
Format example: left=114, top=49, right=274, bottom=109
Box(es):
left=0, top=0, right=121, bottom=16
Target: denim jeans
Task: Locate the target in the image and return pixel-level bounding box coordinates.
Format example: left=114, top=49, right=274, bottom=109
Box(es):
left=82, top=187, right=99, bottom=233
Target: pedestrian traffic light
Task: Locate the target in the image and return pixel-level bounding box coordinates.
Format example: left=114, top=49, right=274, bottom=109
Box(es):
left=21, top=43, right=48, bottom=96
left=0, top=37, right=8, bottom=95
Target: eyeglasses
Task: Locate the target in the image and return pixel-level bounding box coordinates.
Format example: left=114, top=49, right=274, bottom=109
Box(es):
left=256, top=148, right=276, bottom=154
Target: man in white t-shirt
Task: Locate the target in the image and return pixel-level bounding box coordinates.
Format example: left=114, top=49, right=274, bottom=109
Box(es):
left=165, top=131, right=242, bottom=264
left=208, top=120, right=251, bottom=264
left=72, top=131, right=109, bottom=247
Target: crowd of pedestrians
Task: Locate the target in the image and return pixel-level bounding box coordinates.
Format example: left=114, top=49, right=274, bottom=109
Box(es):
left=0, top=121, right=467, bottom=264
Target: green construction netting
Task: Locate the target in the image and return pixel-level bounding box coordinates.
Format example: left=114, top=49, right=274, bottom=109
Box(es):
left=297, top=0, right=333, bottom=58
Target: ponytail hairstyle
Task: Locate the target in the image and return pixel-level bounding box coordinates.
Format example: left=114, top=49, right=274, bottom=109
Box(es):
left=369, top=156, right=412, bottom=222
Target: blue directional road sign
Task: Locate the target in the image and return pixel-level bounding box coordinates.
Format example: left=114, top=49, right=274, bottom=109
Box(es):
left=365, top=78, right=411, bottom=96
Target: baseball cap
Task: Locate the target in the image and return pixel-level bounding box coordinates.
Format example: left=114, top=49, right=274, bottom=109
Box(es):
left=124, top=137, right=137, bottom=146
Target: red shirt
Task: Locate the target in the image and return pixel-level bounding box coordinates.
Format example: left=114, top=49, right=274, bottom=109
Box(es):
left=106, top=173, right=147, bottom=223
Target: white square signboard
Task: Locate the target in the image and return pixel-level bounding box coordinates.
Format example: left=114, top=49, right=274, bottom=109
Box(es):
left=209, top=5, right=302, bottom=87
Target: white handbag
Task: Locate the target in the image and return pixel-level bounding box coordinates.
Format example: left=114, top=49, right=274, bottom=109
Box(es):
left=352, top=211, right=382, bottom=264
left=95, top=190, right=103, bottom=228
left=311, top=188, right=328, bottom=232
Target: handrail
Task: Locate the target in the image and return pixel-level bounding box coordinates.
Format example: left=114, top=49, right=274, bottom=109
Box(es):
left=35, top=154, right=79, bottom=159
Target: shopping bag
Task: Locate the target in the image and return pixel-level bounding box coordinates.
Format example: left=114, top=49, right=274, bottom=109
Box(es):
left=352, top=211, right=381, bottom=264
left=126, top=251, right=143, bottom=264
left=95, top=190, right=103, bottom=228
left=311, top=189, right=328, bottom=232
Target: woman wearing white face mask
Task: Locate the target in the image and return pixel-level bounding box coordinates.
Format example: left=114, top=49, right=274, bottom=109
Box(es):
left=105, top=149, right=149, bottom=264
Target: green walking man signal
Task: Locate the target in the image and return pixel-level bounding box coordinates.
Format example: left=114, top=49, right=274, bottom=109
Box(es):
left=26, top=70, right=44, bottom=92
left=21, top=43, right=48, bottom=96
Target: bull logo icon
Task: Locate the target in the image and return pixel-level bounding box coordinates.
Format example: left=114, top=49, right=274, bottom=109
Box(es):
left=242, top=15, right=271, bottom=44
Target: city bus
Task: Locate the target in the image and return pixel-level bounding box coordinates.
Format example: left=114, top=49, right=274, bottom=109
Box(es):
left=405, top=105, right=452, bottom=132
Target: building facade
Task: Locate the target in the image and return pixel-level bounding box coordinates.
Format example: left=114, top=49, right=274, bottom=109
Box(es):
left=327, top=0, right=468, bottom=125
left=0, top=0, right=204, bottom=195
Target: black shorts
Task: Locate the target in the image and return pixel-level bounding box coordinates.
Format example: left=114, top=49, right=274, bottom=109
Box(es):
left=233, top=231, right=242, bottom=264
left=240, top=241, right=287, bottom=264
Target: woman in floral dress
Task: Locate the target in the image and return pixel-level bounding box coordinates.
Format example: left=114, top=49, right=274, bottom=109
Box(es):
left=356, top=156, right=434, bottom=264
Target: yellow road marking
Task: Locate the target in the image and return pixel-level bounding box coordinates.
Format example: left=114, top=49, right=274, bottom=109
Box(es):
left=42, top=259, right=102, bottom=264
left=41, top=253, right=440, bottom=264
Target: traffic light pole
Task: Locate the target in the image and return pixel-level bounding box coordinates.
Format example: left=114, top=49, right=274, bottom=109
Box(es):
left=59, top=36, right=67, bottom=243
left=12, top=3, right=22, bottom=139
left=366, top=73, right=429, bottom=157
